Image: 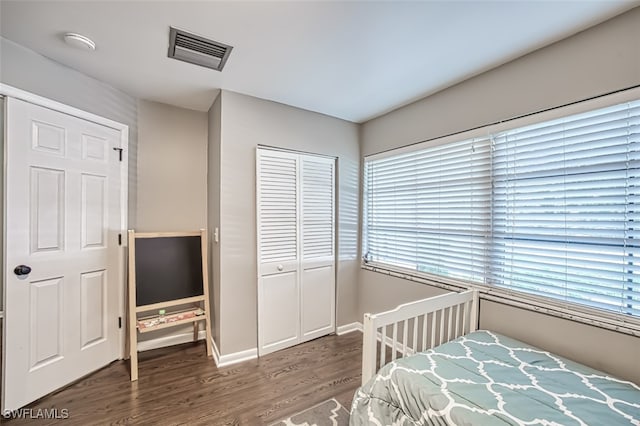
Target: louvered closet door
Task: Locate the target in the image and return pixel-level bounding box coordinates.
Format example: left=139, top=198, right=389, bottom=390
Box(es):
left=257, top=148, right=336, bottom=356
left=300, top=156, right=335, bottom=342
left=257, top=149, right=301, bottom=355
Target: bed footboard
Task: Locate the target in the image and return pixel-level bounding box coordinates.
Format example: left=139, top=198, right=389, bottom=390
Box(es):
left=361, top=289, right=479, bottom=385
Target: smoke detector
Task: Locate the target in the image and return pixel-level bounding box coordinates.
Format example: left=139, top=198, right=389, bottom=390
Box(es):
left=168, top=27, right=233, bottom=72
left=63, top=33, right=96, bottom=50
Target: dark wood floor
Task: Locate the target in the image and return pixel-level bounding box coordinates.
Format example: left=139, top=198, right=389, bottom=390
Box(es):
left=5, top=332, right=363, bottom=425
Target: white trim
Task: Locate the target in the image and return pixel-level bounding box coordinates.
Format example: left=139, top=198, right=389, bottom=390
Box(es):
left=117, top=117, right=129, bottom=360
left=337, top=322, right=363, bottom=335
left=219, top=347, right=258, bottom=367
left=136, top=330, right=207, bottom=352
left=0, top=83, right=129, bottom=360
left=211, top=337, right=221, bottom=366
left=212, top=341, right=258, bottom=368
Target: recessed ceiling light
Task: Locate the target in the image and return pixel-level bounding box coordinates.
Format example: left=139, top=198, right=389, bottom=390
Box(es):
left=63, top=33, right=96, bottom=51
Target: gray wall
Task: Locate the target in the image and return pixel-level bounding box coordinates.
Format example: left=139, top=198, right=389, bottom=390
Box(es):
left=207, top=94, right=222, bottom=348
left=136, top=100, right=207, bottom=232
left=216, top=90, right=360, bottom=355
left=359, top=273, right=448, bottom=318
left=359, top=7, right=640, bottom=383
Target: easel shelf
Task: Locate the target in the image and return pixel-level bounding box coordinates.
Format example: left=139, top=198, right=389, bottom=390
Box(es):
left=137, top=307, right=207, bottom=333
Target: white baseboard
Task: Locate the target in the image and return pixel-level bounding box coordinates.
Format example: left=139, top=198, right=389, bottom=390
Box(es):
left=337, top=322, right=363, bottom=335
left=211, top=337, right=221, bottom=366
left=211, top=338, right=258, bottom=368
left=137, top=329, right=207, bottom=352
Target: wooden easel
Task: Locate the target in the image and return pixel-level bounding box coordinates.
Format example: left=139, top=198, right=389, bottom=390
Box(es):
left=127, top=229, right=213, bottom=381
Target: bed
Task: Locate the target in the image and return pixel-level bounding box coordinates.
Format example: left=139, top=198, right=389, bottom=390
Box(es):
left=350, top=290, right=640, bottom=425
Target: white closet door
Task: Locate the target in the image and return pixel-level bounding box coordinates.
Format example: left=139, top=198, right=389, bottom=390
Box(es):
left=257, top=149, right=300, bottom=355
left=300, top=156, right=335, bottom=342
left=257, top=148, right=336, bottom=356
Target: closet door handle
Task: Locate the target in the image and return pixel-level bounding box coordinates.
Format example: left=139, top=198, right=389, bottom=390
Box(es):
left=277, top=265, right=284, bottom=271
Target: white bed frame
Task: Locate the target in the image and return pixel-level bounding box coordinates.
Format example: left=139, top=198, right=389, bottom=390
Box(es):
left=362, top=289, right=479, bottom=385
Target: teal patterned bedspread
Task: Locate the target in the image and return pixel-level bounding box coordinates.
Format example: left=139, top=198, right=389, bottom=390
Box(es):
left=350, top=331, right=640, bottom=425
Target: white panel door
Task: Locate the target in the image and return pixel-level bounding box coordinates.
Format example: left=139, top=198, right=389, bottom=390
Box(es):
left=257, top=148, right=335, bottom=356
left=257, top=149, right=300, bottom=355
left=300, top=156, right=335, bottom=342
left=3, top=98, right=122, bottom=411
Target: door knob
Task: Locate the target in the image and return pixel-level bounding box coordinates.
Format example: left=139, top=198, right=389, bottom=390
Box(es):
left=14, top=265, right=32, bottom=276
left=277, top=265, right=284, bottom=271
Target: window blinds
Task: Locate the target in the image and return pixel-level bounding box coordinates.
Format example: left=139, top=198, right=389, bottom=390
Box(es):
left=363, top=137, right=492, bottom=282
left=363, top=97, right=640, bottom=318
left=491, top=101, right=640, bottom=317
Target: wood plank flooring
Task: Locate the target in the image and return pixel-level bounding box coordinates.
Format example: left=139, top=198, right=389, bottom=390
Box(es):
left=4, top=332, right=363, bottom=425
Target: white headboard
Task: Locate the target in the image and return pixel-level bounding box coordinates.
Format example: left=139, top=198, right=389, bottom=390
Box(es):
left=361, top=289, right=479, bottom=385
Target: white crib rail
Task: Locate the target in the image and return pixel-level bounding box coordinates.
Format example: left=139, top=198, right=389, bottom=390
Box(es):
left=361, top=289, right=479, bottom=385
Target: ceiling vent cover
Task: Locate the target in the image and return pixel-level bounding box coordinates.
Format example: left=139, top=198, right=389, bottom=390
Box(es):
left=168, top=27, right=233, bottom=72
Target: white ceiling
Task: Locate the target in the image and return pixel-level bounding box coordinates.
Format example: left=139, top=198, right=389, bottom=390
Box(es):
left=1, top=1, right=638, bottom=123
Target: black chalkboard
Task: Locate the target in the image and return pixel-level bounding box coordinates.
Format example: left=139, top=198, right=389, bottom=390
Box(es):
left=134, top=236, right=204, bottom=306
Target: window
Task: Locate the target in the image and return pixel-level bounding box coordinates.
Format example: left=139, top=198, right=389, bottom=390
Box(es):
left=363, top=96, right=640, bottom=318
left=363, top=137, right=491, bottom=282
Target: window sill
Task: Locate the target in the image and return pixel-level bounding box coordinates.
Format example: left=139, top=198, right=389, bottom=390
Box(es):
left=361, top=262, right=640, bottom=337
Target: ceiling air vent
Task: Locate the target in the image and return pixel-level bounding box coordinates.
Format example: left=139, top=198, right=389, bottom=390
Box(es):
left=168, top=27, right=233, bottom=72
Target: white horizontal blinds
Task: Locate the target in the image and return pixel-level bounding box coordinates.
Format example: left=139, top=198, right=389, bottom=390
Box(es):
left=364, top=137, right=492, bottom=282
left=301, top=158, right=334, bottom=259
left=258, top=151, right=298, bottom=263
left=491, top=100, right=640, bottom=316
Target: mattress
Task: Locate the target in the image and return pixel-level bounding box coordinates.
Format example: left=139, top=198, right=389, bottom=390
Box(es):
left=350, top=330, right=640, bottom=425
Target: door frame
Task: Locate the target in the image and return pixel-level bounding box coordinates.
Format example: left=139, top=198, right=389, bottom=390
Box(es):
left=0, top=84, right=129, bottom=372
